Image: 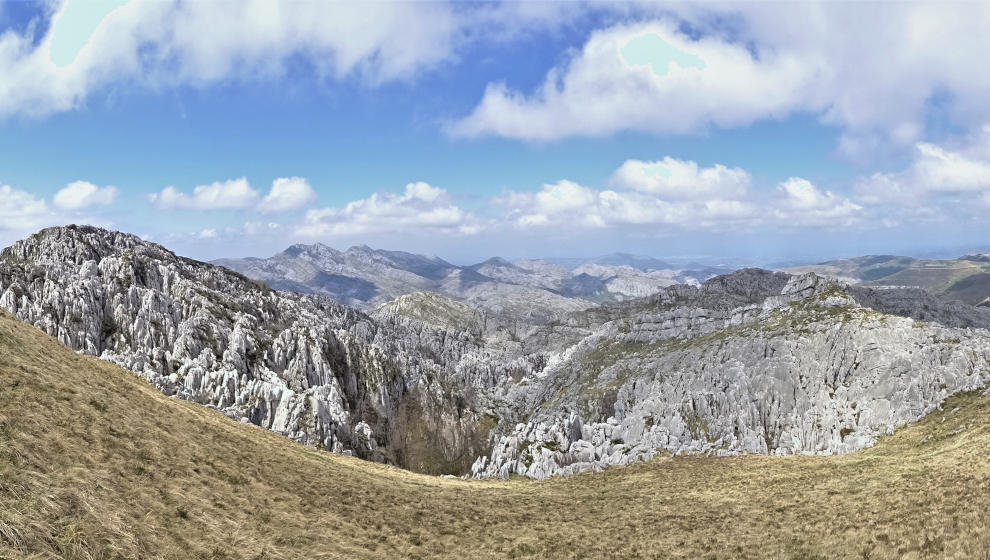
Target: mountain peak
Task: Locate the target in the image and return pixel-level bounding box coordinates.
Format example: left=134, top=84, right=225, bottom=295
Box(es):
left=2, top=225, right=168, bottom=266
left=473, top=256, right=517, bottom=269
left=282, top=242, right=341, bottom=259
left=346, top=244, right=375, bottom=254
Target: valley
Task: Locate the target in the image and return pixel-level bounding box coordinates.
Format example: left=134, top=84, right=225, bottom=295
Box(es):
left=2, top=307, right=989, bottom=558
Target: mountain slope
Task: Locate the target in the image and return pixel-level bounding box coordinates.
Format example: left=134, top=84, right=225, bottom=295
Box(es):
left=2, top=308, right=990, bottom=559
left=782, top=254, right=990, bottom=304
left=0, top=226, right=507, bottom=474
left=475, top=271, right=990, bottom=478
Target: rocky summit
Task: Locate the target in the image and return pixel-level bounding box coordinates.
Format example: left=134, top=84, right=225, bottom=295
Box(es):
left=3, top=226, right=990, bottom=480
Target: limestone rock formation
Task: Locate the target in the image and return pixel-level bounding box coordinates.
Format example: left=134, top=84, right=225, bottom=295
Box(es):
left=4, top=226, right=990, bottom=481
left=471, top=271, right=990, bottom=478
left=0, top=226, right=506, bottom=473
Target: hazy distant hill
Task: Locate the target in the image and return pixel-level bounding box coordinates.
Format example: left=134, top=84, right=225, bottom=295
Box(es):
left=782, top=254, right=990, bottom=305
left=214, top=244, right=719, bottom=319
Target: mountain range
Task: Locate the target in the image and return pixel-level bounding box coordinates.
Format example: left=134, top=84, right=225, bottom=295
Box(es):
left=3, top=226, right=990, bottom=481
left=782, top=253, right=990, bottom=306
left=214, top=245, right=729, bottom=322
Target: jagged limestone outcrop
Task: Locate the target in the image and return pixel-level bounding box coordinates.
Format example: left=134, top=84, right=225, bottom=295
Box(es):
left=472, top=272, right=990, bottom=478
left=0, top=226, right=510, bottom=473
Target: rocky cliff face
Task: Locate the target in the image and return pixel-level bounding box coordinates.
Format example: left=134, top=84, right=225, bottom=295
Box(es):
left=4, top=226, right=990, bottom=481
left=471, top=272, right=990, bottom=478
left=0, top=226, right=514, bottom=474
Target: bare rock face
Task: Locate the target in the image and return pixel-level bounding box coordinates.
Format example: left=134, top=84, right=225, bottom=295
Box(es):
left=0, top=226, right=511, bottom=473
left=471, top=273, right=990, bottom=478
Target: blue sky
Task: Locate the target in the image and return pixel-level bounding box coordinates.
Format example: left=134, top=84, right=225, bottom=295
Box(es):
left=1, top=1, right=990, bottom=264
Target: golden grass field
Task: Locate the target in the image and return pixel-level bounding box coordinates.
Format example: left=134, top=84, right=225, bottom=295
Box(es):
left=1, top=308, right=989, bottom=559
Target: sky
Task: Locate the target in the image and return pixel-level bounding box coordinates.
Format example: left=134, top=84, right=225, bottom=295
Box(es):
left=2, top=1, right=990, bottom=265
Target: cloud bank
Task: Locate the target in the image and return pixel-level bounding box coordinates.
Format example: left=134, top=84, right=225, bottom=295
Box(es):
left=450, top=4, right=990, bottom=155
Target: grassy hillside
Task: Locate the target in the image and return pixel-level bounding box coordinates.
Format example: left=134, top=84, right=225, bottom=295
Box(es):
left=783, top=256, right=990, bottom=304
left=1, top=309, right=990, bottom=559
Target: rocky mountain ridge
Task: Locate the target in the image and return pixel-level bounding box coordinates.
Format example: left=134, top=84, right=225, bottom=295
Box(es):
left=214, top=243, right=720, bottom=319
left=471, top=271, right=990, bottom=478
left=781, top=253, right=990, bottom=306
left=3, top=226, right=990, bottom=480
left=0, top=226, right=517, bottom=474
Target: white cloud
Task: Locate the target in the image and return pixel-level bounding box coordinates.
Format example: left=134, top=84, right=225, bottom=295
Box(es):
left=295, top=182, right=482, bottom=237
left=501, top=177, right=761, bottom=231
left=911, top=143, right=990, bottom=191
left=448, top=20, right=815, bottom=141
left=450, top=4, right=990, bottom=152
left=149, top=176, right=317, bottom=213
left=0, top=184, right=55, bottom=233
left=0, top=181, right=116, bottom=244
left=52, top=180, right=117, bottom=209
left=775, top=177, right=862, bottom=227
left=196, top=228, right=217, bottom=239
left=856, top=130, right=990, bottom=204
left=609, top=157, right=750, bottom=199
left=149, top=177, right=258, bottom=210
left=499, top=161, right=863, bottom=233
left=258, top=177, right=317, bottom=213
left=0, top=0, right=461, bottom=118
left=239, top=221, right=280, bottom=235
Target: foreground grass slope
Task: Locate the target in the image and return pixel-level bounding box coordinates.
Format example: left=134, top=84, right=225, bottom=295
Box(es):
left=1, top=309, right=989, bottom=559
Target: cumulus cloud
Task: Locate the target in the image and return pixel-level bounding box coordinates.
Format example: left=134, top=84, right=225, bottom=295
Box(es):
left=501, top=178, right=760, bottom=231
left=0, top=0, right=462, bottom=118
left=856, top=129, right=990, bottom=204
left=238, top=221, right=281, bottom=235
left=448, top=21, right=812, bottom=141
left=150, top=176, right=318, bottom=212
left=774, top=177, right=863, bottom=227
left=258, top=177, right=317, bottom=213
left=499, top=160, right=863, bottom=233
left=0, top=181, right=116, bottom=244
left=149, top=177, right=258, bottom=210
left=295, top=182, right=482, bottom=238
left=52, top=180, right=117, bottom=209
left=0, top=184, right=55, bottom=233
left=609, top=157, right=750, bottom=199
left=450, top=4, right=990, bottom=152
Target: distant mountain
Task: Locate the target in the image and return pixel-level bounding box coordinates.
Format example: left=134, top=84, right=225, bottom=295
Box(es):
left=780, top=254, right=990, bottom=305
left=215, top=245, right=718, bottom=320
left=542, top=252, right=673, bottom=271
left=588, top=252, right=674, bottom=270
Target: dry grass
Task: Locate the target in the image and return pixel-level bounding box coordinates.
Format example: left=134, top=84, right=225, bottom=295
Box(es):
left=1, top=309, right=989, bottom=559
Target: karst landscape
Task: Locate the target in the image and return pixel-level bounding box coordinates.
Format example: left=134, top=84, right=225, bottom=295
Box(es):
left=3, top=225, right=990, bottom=559
left=3, top=1, right=990, bottom=559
